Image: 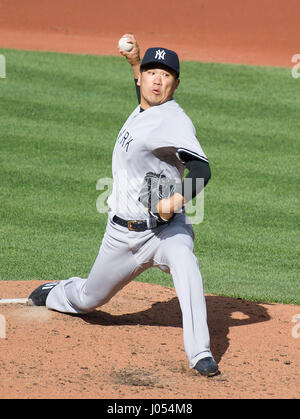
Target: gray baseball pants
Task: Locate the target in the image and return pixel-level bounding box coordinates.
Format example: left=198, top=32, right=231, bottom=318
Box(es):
left=46, top=213, right=212, bottom=368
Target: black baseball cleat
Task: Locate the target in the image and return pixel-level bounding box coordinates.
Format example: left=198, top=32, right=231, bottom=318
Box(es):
left=28, top=282, right=58, bottom=306
left=194, top=357, right=219, bottom=377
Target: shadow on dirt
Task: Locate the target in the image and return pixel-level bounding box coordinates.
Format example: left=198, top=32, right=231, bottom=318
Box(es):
left=79, top=295, right=271, bottom=363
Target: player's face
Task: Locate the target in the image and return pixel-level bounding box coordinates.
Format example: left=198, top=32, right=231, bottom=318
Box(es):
left=138, top=67, right=180, bottom=109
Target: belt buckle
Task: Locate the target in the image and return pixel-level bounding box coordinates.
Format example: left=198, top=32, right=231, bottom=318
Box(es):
left=127, top=220, right=135, bottom=231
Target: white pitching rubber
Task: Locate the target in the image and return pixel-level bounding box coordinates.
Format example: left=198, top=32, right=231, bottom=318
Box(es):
left=0, top=298, right=29, bottom=304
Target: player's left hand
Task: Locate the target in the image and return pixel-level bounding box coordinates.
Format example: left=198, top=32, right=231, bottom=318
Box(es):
left=139, top=172, right=184, bottom=222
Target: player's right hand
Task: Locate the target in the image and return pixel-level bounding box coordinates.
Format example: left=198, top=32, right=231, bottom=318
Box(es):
left=119, top=33, right=141, bottom=68
left=157, top=193, right=185, bottom=222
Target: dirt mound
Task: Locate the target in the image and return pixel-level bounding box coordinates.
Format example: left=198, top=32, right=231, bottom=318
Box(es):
left=0, top=280, right=299, bottom=398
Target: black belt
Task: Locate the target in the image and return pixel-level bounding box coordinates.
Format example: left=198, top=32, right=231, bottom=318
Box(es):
left=112, top=215, right=167, bottom=232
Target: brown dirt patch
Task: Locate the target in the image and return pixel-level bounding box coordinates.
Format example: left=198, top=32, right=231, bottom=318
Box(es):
left=0, top=280, right=299, bottom=399
left=0, top=0, right=299, bottom=67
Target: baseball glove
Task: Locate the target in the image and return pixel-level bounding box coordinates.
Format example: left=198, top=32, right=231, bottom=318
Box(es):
left=139, top=171, right=179, bottom=222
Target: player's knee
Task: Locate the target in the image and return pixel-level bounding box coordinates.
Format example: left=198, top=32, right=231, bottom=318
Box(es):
left=164, top=243, right=194, bottom=267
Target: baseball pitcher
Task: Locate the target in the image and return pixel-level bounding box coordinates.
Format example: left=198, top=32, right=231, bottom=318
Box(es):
left=28, top=34, right=219, bottom=377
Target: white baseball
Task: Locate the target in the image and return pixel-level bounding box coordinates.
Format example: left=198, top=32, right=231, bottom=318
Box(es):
left=118, top=37, right=133, bottom=52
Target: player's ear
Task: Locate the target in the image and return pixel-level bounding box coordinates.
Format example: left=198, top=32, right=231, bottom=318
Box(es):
left=174, top=78, right=180, bottom=91
left=137, top=72, right=141, bottom=86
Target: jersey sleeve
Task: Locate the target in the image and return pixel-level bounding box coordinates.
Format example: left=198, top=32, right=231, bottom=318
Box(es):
left=176, top=147, right=208, bottom=164
left=146, top=104, right=208, bottom=164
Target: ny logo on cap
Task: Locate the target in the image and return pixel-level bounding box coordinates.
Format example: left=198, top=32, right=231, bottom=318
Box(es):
left=155, top=49, right=166, bottom=60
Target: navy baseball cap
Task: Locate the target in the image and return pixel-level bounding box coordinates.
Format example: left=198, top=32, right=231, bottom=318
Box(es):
left=140, top=47, right=180, bottom=78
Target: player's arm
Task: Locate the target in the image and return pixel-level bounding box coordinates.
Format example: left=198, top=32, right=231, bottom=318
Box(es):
left=119, top=33, right=141, bottom=103
left=177, top=148, right=211, bottom=201
left=157, top=149, right=211, bottom=221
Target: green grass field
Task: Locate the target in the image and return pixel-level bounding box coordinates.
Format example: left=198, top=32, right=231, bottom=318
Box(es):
left=1, top=48, right=299, bottom=304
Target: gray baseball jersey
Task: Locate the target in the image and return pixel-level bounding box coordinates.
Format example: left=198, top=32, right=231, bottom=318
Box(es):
left=108, top=99, right=208, bottom=221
